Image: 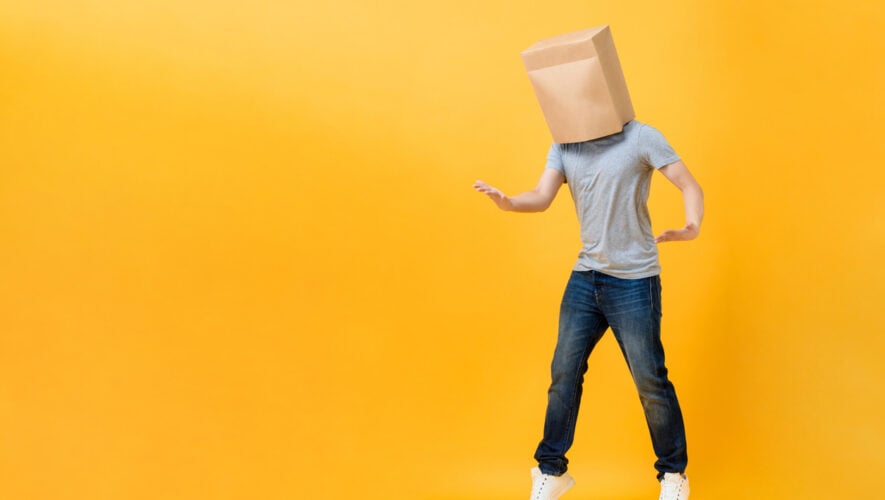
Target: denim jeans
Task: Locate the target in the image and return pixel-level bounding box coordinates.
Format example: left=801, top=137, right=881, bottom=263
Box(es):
left=534, top=270, right=688, bottom=479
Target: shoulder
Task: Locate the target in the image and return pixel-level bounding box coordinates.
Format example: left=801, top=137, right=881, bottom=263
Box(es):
left=619, top=119, right=659, bottom=145
left=630, top=119, right=659, bottom=136
left=632, top=121, right=680, bottom=168
left=632, top=121, right=671, bottom=145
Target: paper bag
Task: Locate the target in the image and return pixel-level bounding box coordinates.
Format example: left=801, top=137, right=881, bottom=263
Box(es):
left=521, top=25, right=635, bottom=143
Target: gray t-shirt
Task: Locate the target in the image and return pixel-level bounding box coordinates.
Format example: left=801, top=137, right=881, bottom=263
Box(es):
left=545, top=120, right=680, bottom=279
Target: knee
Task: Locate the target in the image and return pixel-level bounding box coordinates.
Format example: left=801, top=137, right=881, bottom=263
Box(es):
left=550, top=361, right=577, bottom=389
left=633, top=366, right=672, bottom=399
left=550, top=355, right=587, bottom=392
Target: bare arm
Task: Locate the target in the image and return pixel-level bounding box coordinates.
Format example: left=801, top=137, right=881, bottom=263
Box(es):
left=655, top=160, right=704, bottom=243
left=473, top=168, right=565, bottom=212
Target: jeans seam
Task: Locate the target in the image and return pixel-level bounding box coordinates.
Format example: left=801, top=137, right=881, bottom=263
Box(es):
left=650, top=276, right=662, bottom=316
left=562, top=328, right=595, bottom=467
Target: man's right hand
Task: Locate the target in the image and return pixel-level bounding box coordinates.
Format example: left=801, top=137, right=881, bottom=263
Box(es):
left=473, top=180, right=513, bottom=211
left=473, top=170, right=565, bottom=213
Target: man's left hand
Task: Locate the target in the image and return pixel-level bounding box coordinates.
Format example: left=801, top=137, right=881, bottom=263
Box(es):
left=655, top=224, right=700, bottom=243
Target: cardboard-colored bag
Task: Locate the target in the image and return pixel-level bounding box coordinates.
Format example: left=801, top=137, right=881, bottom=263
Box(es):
left=521, top=25, right=635, bottom=143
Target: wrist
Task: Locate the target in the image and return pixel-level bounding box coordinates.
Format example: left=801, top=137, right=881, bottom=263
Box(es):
left=502, top=196, right=514, bottom=211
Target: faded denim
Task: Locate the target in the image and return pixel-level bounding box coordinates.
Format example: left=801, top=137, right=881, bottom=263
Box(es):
left=534, top=270, right=687, bottom=480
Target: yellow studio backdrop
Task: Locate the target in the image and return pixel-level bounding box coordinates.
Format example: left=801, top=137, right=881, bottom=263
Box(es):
left=0, top=1, right=882, bottom=499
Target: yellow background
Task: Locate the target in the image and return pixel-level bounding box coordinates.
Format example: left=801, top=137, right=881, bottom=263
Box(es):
left=1, top=1, right=883, bottom=498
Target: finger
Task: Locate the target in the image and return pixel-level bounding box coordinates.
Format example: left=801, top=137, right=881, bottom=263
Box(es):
left=655, top=231, right=674, bottom=243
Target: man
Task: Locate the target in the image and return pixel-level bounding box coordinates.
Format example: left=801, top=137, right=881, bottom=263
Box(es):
left=473, top=118, right=703, bottom=500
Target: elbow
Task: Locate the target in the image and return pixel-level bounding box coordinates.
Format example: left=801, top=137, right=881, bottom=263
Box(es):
left=682, top=181, right=703, bottom=198
left=528, top=188, right=554, bottom=212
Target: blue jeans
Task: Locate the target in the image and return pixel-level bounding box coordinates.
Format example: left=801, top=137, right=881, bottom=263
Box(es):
left=534, top=270, right=688, bottom=480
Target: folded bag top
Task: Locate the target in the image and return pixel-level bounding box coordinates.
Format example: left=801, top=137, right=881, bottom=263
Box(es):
left=521, top=25, right=635, bottom=143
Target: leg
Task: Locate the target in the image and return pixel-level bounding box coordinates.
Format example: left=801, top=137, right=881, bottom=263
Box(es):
left=534, top=271, right=609, bottom=476
left=600, top=274, right=688, bottom=479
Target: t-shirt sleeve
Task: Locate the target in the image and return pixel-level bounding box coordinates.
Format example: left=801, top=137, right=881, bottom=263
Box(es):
left=544, top=142, right=565, bottom=178
left=639, top=124, right=680, bottom=169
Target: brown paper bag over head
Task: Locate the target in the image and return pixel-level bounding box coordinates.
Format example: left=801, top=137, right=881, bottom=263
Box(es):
left=521, top=25, right=635, bottom=143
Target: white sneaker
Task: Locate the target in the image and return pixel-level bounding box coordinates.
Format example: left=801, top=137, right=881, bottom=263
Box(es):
left=530, top=467, right=575, bottom=500
left=659, top=472, right=689, bottom=500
